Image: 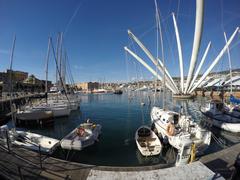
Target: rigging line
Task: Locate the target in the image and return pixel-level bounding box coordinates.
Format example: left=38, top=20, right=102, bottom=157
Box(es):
left=50, top=37, right=70, bottom=103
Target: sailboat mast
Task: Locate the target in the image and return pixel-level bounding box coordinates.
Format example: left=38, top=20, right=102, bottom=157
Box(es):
left=154, top=0, right=165, bottom=108
left=224, top=32, right=232, bottom=95
left=45, top=38, right=51, bottom=97
left=9, top=35, right=16, bottom=129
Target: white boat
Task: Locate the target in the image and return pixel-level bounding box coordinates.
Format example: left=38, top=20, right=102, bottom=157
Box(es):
left=0, top=125, right=59, bottom=154
left=135, top=85, right=148, bottom=92
left=151, top=107, right=211, bottom=166
left=61, top=120, right=101, bottom=151
left=200, top=101, right=240, bottom=133
left=16, top=109, right=53, bottom=125
left=32, top=103, right=71, bottom=118
left=135, top=125, right=162, bottom=156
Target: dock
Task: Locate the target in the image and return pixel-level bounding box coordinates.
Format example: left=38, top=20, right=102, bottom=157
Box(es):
left=0, top=140, right=227, bottom=180
left=200, top=143, right=240, bottom=179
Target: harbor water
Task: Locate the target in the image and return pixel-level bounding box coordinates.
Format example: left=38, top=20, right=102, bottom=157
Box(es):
left=12, top=91, right=240, bottom=166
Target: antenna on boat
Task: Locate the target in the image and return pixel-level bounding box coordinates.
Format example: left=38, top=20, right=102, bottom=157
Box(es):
left=9, top=35, right=16, bottom=130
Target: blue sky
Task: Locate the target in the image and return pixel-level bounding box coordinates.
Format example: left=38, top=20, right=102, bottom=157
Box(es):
left=0, top=0, right=240, bottom=83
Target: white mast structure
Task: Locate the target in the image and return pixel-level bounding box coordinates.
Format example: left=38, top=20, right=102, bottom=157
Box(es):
left=172, top=12, right=184, bottom=93
left=189, top=27, right=239, bottom=94
left=188, top=41, right=211, bottom=92
left=224, top=32, right=233, bottom=95
left=185, top=0, right=204, bottom=94
left=127, top=30, right=179, bottom=94
left=125, top=0, right=239, bottom=98
left=124, top=47, right=177, bottom=94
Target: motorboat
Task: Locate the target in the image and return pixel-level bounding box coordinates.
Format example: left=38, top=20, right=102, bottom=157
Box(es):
left=135, top=125, right=162, bottom=156
left=200, top=100, right=240, bottom=133
left=151, top=107, right=211, bottom=166
left=60, top=120, right=101, bottom=151
left=0, top=125, right=59, bottom=154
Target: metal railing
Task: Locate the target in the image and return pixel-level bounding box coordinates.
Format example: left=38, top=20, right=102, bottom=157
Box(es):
left=0, top=131, right=70, bottom=179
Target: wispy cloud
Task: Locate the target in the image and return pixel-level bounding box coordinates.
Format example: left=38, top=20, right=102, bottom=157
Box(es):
left=73, top=65, right=85, bottom=70
left=0, top=49, right=9, bottom=55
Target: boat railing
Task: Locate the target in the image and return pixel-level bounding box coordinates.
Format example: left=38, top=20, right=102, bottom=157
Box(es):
left=0, top=132, right=70, bottom=179
left=0, top=130, right=48, bottom=169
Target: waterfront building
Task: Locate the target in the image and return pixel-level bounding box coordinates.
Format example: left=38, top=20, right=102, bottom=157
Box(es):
left=76, top=82, right=99, bottom=91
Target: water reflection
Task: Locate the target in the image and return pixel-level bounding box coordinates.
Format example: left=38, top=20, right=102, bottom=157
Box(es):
left=20, top=91, right=240, bottom=166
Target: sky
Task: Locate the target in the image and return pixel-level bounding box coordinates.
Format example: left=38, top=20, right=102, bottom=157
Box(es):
left=0, top=0, right=240, bottom=83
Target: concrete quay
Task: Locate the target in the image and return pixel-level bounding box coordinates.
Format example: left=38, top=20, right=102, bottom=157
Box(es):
left=0, top=141, right=233, bottom=180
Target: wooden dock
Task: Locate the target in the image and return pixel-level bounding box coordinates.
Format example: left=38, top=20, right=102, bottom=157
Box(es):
left=1, top=141, right=239, bottom=179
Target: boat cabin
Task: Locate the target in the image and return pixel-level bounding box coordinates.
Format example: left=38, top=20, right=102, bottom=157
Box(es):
left=159, top=111, right=179, bottom=125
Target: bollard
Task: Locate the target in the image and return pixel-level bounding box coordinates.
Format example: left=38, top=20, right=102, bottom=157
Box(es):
left=231, top=154, right=240, bottom=180
left=38, top=145, right=42, bottom=169
left=5, top=130, right=10, bottom=153
left=18, top=166, right=24, bottom=180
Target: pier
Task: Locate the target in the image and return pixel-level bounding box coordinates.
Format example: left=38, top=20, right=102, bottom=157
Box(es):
left=3, top=140, right=239, bottom=179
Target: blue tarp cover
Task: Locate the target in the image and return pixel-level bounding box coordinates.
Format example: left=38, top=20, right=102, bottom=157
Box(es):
left=230, top=95, right=240, bottom=104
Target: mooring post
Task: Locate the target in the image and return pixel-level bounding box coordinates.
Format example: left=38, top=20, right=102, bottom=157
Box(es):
left=5, top=130, right=10, bottom=153
left=38, top=145, right=42, bottom=169
left=18, top=166, right=24, bottom=180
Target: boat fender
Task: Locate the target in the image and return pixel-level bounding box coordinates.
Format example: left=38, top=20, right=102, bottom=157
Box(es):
left=76, top=127, right=85, bottom=136
left=166, top=123, right=175, bottom=136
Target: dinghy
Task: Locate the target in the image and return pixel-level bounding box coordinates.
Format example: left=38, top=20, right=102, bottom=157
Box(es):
left=61, top=120, right=101, bottom=151
left=135, top=125, right=162, bottom=156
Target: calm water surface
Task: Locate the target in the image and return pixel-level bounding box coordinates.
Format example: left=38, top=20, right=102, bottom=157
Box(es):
left=21, top=91, right=240, bottom=166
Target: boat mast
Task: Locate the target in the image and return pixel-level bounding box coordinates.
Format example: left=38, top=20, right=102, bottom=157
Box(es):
left=185, top=0, right=204, bottom=94
left=224, top=32, right=232, bottom=95
left=154, top=0, right=165, bottom=108
left=9, top=35, right=16, bottom=129
left=45, top=38, right=51, bottom=102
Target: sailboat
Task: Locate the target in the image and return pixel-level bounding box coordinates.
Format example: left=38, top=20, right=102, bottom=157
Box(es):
left=200, top=32, right=240, bottom=132
left=1, top=35, right=59, bottom=154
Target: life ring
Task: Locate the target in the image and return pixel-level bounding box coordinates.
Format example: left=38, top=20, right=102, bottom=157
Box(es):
left=76, top=127, right=85, bottom=136
left=166, top=123, right=175, bottom=136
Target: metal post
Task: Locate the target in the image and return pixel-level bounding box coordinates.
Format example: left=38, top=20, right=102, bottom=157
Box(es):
left=5, top=130, right=10, bottom=153
left=18, top=166, right=24, bottom=180
left=38, top=145, right=42, bottom=169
